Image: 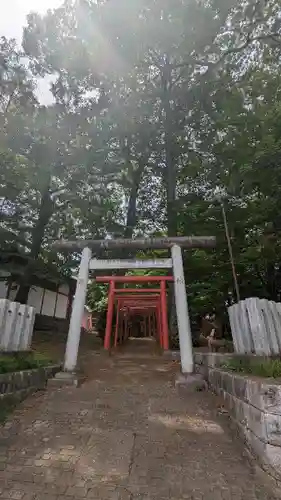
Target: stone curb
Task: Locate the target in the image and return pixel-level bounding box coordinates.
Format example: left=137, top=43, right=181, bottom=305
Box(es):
left=0, top=364, right=61, bottom=406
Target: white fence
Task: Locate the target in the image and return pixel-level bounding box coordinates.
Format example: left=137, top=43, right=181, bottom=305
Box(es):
left=0, top=300, right=35, bottom=352
left=228, top=298, right=281, bottom=355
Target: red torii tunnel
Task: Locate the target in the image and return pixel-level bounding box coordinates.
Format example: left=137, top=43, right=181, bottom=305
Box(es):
left=95, top=276, right=173, bottom=350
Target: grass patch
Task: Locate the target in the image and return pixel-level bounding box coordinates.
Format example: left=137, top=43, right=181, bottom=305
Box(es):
left=0, top=352, right=53, bottom=374
left=223, top=356, right=281, bottom=378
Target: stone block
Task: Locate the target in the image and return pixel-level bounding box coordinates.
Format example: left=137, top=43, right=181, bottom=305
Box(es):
left=0, top=373, right=11, bottom=394
left=264, top=412, right=281, bottom=446
left=209, top=352, right=234, bottom=368
left=194, top=352, right=205, bottom=366
left=216, top=369, right=223, bottom=390
left=246, top=379, right=281, bottom=414
left=226, top=372, right=235, bottom=394
left=194, top=364, right=204, bottom=376
left=230, top=394, right=267, bottom=442
left=222, top=391, right=235, bottom=415
left=264, top=442, right=281, bottom=475
left=48, top=371, right=85, bottom=388
left=163, top=350, right=180, bottom=360
left=208, top=368, right=216, bottom=388
left=36, top=367, right=48, bottom=389
left=262, top=383, right=281, bottom=414
left=212, top=370, right=218, bottom=389
left=221, top=389, right=230, bottom=409
left=232, top=374, right=247, bottom=400
left=194, top=361, right=208, bottom=379
left=246, top=378, right=263, bottom=408
left=232, top=395, right=246, bottom=424
left=216, top=386, right=224, bottom=398
left=206, top=353, right=217, bottom=367
left=221, top=371, right=234, bottom=394
left=243, top=428, right=281, bottom=480
left=246, top=425, right=267, bottom=460
left=246, top=403, right=267, bottom=442
left=23, top=371, right=31, bottom=389
left=220, top=371, right=227, bottom=392
left=175, top=372, right=207, bottom=393
left=13, top=372, right=24, bottom=391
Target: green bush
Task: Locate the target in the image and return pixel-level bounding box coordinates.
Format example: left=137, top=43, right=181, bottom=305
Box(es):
left=0, top=352, right=53, bottom=374
left=223, top=356, right=281, bottom=378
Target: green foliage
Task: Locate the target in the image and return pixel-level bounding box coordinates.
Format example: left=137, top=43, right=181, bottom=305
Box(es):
left=223, top=357, right=281, bottom=379
left=1, top=0, right=281, bottom=321
left=87, top=282, right=108, bottom=313
left=0, top=352, right=53, bottom=374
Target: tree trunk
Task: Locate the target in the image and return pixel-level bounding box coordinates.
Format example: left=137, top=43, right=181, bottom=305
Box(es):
left=111, top=158, right=146, bottom=279
left=161, top=57, right=178, bottom=347
left=15, top=189, right=54, bottom=304
left=162, top=58, right=177, bottom=237
left=265, top=262, right=277, bottom=301
left=123, top=168, right=142, bottom=239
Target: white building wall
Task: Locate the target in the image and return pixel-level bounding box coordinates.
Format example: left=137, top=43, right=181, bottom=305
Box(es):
left=27, top=287, right=44, bottom=314
left=55, top=294, right=68, bottom=319
left=41, top=289, right=57, bottom=317
left=0, top=273, right=70, bottom=319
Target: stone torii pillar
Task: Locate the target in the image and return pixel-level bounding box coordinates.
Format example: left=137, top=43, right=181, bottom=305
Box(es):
left=64, top=247, right=92, bottom=372
left=51, top=236, right=215, bottom=384
left=171, top=244, right=193, bottom=373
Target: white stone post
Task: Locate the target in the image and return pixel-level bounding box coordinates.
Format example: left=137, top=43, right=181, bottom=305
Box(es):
left=2, top=301, right=19, bottom=351
left=0, top=299, right=10, bottom=349
left=64, top=247, right=92, bottom=372
left=171, top=244, right=194, bottom=373
left=10, top=303, right=28, bottom=351
left=245, top=297, right=271, bottom=355
left=20, top=306, right=36, bottom=351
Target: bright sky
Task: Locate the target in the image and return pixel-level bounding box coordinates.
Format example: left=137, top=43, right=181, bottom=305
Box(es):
left=0, top=1, right=63, bottom=103
left=0, top=0, right=63, bottom=40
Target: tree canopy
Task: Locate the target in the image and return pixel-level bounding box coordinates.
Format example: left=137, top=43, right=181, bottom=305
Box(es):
left=1, top=0, right=281, bottom=323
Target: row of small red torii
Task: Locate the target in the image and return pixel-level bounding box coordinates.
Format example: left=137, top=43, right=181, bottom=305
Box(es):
left=52, top=236, right=216, bottom=375
left=96, top=275, right=172, bottom=350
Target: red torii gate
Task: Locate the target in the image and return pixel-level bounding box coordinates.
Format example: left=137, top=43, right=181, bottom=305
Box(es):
left=96, top=275, right=173, bottom=350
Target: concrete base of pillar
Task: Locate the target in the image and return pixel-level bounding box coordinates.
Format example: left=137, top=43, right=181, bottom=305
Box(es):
left=48, top=371, right=85, bottom=389
left=175, top=372, right=207, bottom=393
left=162, top=350, right=181, bottom=360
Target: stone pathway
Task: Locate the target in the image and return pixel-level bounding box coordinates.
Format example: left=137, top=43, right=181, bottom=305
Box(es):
left=0, top=342, right=279, bottom=499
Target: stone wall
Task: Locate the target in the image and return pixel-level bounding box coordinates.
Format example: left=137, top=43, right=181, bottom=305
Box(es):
left=194, top=352, right=281, bottom=481
left=0, top=365, right=61, bottom=406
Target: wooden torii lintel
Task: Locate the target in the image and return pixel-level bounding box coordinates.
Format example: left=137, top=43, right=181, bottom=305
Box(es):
left=53, top=236, right=216, bottom=251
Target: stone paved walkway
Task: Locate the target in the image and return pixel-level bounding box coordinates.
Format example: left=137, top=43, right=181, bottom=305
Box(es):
left=0, top=341, right=279, bottom=499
